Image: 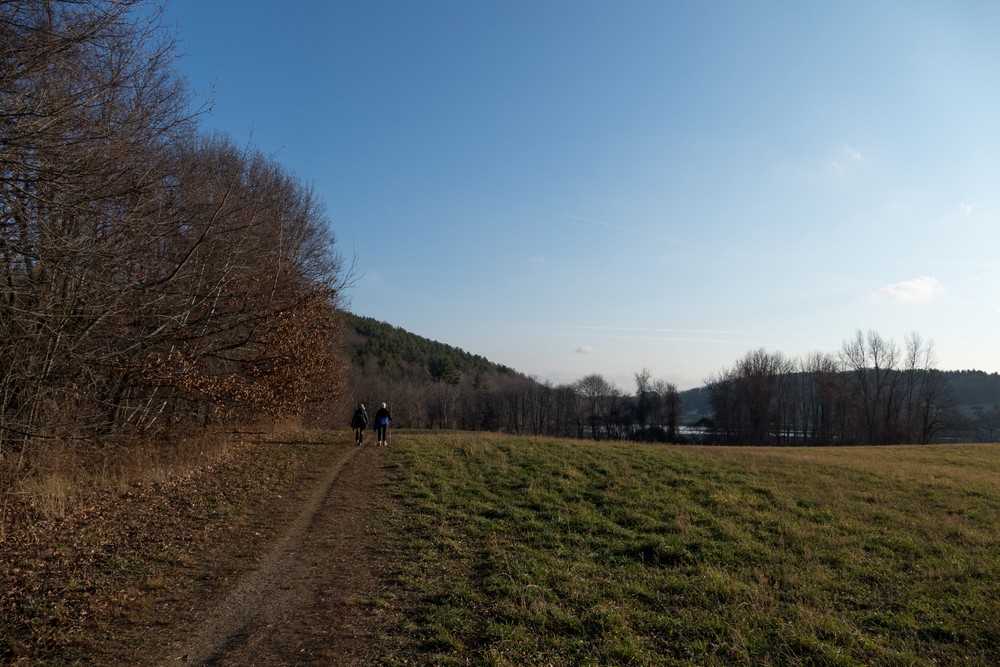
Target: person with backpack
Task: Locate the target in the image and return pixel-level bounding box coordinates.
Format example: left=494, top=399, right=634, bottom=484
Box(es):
left=351, top=403, right=368, bottom=445
left=373, top=402, right=391, bottom=446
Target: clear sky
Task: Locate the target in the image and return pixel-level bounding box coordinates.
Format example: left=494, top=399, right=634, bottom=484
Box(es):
left=162, top=0, right=1000, bottom=390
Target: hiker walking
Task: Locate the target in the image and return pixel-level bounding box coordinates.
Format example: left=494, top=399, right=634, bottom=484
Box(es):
left=373, top=402, right=391, bottom=446
left=351, top=403, right=368, bottom=445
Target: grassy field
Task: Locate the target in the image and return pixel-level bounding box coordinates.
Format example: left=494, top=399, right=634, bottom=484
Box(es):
left=378, top=432, right=1000, bottom=666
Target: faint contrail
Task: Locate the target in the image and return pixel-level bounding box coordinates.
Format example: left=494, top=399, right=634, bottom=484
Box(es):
left=521, top=324, right=804, bottom=338
left=507, top=324, right=807, bottom=347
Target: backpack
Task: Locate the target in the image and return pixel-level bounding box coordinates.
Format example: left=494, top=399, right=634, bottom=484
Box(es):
left=352, top=409, right=367, bottom=428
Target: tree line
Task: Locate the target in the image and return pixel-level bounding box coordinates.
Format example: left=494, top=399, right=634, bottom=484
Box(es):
left=345, top=314, right=683, bottom=441
left=1, top=0, right=350, bottom=461
left=347, top=316, right=999, bottom=445
left=351, top=363, right=684, bottom=442
left=705, top=330, right=954, bottom=445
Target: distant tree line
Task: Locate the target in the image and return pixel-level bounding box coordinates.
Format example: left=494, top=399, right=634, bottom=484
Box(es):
left=1, top=1, right=350, bottom=458
left=347, top=318, right=998, bottom=445
left=704, top=330, right=961, bottom=445
left=345, top=315, right=683, bottom=441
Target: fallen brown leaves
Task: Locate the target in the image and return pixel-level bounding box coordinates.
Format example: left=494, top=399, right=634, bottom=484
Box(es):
left=0, top=432, right=343, bottom=665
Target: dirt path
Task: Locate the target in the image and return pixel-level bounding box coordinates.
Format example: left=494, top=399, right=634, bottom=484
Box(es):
left=157, top=442, right=391, bottom=666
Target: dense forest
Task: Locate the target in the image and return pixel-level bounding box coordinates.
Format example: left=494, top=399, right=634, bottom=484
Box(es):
left=343, top=315, right=1000, bottom=444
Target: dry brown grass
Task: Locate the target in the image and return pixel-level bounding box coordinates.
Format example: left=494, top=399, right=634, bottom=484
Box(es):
left=0, top=424, right=348, bottom=664
left=0, top=421, right=302, bottom=521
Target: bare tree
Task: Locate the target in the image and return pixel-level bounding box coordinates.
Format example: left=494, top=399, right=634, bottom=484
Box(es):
left=899, top=333, right=955, bottom=444
left=130, top=135, right=347, bottom=426
left=527, top=379, right=552, bottom=436
left=603, top=381, right=628, bottom=440
left=1, top=2, right=350, bottom=454
left=705, top=367, right=738, bottom=443
left=426, top=382, right=459, bottom=429
left=974, top=406, right=1000, bottom=443
left=633, top=367, right=652, bottom=431
left=576, top=373, right=609, bottom=440
left=727, top=348, right=795, bottom=445
left=840, top=329, right=901, bottom=444
left=799, top=351, right=845, bottom=444
left=652, top=379, right=683, bottom=442
left=551, top=383, right=580, bottom=438
left=1, top=0, right=195, bottom=445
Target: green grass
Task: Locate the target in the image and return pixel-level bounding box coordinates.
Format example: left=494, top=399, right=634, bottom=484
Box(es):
left=378, top=432, right=1000, bottom=666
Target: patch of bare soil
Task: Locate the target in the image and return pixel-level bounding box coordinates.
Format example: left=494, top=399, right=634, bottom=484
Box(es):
left=0, top=430, right=397, bottom=666
left=158, top=441, right=389, bottom=665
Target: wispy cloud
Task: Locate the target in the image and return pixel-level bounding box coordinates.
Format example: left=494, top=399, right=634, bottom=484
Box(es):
left=528, top=255, right=546, bottom=265
left=870, top=276, right=943, bottom=304
left=829, top=145, right=864, bottom=173
left=575, top=345, right=595, bottom=354
left=960, top=201, right=975, bottom=216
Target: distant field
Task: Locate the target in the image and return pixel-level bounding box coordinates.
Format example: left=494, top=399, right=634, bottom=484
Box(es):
left=378, top=432, right=1000, bottom=666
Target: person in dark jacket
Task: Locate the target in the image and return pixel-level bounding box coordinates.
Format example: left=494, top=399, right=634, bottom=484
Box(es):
left=373, top=402, right=391, bottom=446
left=351, top=403, right=368, bottom=445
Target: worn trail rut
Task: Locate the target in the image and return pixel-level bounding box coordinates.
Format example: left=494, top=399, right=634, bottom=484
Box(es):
left=159, top=443, right=390, bottom=666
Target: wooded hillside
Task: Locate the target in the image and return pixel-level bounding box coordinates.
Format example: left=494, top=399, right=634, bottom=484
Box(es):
left=345, top=314, right=515, bottom=385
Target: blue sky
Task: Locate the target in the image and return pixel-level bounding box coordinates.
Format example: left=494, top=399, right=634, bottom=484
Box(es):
left=163, top=0, right=1000, bottom=390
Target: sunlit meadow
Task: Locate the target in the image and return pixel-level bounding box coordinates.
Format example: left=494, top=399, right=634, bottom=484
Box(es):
left=378, top=432, right=1000, bottom=666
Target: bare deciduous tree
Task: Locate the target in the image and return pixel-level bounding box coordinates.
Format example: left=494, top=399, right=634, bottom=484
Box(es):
left=841, top=329, right=900, bottom=445
left=576, top=373, right=610, bottom=440
left=1, top=1, right=350, bottom=459
left=1, top=0, right=195, bottom=445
